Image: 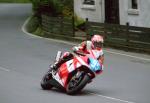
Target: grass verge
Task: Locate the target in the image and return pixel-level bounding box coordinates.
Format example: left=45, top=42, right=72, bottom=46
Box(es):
left=25, top=16, right=40, bottom=33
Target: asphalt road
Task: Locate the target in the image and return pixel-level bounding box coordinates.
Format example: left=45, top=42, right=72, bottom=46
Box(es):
left=0, top=4, right=150, bottom=103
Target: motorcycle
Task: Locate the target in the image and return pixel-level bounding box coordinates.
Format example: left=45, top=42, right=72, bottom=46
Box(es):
left=40, top=50, right=102, bottom=95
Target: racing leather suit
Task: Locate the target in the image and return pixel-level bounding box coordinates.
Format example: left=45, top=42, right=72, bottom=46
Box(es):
left=72, top=41, right=104, bottom=74
left=51, top=41, right=104, bottom=74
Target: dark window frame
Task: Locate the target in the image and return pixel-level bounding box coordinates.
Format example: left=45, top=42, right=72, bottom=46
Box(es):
left=131, top=0, right=138, bottom=9
left=83, top=0, right=95, bottom=5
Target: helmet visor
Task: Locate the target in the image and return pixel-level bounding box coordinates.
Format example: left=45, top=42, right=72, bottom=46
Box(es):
left=93, top=42, right=103, bottom=48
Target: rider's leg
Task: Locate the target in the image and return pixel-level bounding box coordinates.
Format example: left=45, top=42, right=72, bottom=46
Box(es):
left=51, top=52, right=73, bottom=72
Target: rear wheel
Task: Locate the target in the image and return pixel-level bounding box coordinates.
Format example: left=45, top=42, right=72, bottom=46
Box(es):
left=66, top=72, right=91, bottom=95
left=41, top=71, right=53, bottom=90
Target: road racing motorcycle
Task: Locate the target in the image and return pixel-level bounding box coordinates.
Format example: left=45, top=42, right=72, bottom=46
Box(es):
left=40, top=50, right=102, bottom=95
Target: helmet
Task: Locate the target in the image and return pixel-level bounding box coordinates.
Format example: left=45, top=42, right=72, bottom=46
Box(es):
left=91, top=35, right=104, bottom=48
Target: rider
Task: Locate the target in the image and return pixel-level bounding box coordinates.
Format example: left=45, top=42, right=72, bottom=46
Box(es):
left=51, top=34, right=104, bottom=74
left=72, top=34, right=104, bottom=74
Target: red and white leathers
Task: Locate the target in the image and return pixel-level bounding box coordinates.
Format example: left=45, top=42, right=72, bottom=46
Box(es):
left=72, top=40, right=104, bottom=74
left=51, top=35, right=104, bottom=74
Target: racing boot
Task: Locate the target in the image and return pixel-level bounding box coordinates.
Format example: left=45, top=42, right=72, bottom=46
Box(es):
left=50, top=62, right=59, bottom=74
left=50, top=53, right=73, bottom=74
left=50, top=59, right=64, bottom=74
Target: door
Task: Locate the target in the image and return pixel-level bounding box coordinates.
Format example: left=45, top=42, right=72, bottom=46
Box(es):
left=105, top=0, right=120, bottom=24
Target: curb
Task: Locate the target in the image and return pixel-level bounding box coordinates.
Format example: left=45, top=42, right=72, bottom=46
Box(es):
left=21, top=16, right=83, bottom=46
left=22, top=16, right=150, bottom=61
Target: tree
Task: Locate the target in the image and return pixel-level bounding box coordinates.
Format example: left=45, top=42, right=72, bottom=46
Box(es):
left=30, top=0, right=73, bottom=17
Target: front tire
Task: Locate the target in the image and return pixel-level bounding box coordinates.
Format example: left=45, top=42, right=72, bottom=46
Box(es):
left=41, top=72, right=53, bottom=90
left=66, top=73, right=91, bottom=95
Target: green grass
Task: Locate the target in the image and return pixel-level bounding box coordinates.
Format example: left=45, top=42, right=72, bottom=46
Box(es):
left=0, top=0, right=31, bottom=3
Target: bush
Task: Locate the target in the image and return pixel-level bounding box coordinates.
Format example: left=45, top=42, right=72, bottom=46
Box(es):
left=74, top=14, right=86, bottom=31
left=31, top=0, right=63, bottom=16
left=30, top=0, right=74, bottom=17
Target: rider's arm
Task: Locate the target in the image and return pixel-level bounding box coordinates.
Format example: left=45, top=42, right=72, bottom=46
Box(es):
left=72, top=41, right=86, bottom=53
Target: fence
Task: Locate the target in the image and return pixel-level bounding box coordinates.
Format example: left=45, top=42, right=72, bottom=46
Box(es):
left=41, top=15, right=150, bottom=53
left=85, top=19, right=150, bottom=53
left=41, top=14, right=74, bottom=37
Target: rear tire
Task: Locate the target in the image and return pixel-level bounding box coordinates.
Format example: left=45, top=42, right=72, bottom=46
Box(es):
left=41, top=72, right=53, bottom=90
left=66, top=73, right=91, bottom=95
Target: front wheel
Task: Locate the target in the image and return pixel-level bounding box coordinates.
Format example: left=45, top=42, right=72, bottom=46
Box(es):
left=41, top=71, right=53, bottom=90
left=66, top=72, right=91, bottom=95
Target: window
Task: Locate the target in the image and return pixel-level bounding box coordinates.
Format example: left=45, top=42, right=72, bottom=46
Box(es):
left=82, top=0, right=96, bottom=10
left=131, top=0, right=138, bottom=9
left=83, top=0, right=95, bottom=5
left=128, top=0, right=139, bottom=15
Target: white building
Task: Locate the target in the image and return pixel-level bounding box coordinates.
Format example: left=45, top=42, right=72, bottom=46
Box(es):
left=74, top=0, right=150, bottom=28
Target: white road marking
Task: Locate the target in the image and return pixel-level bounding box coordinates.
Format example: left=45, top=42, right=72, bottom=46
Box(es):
left=22, top=17, right=150, bottom=62
left=105, top=50, right=150, bottom=61
left=0, top=66, right=10, bottom=72
left=21, top=16, right=43, bottom=39
left=21, top=17, right=150, bottom=103
left=21, top=16, right=76, bottom=45
left=88, top=92, right=135, bottom=103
